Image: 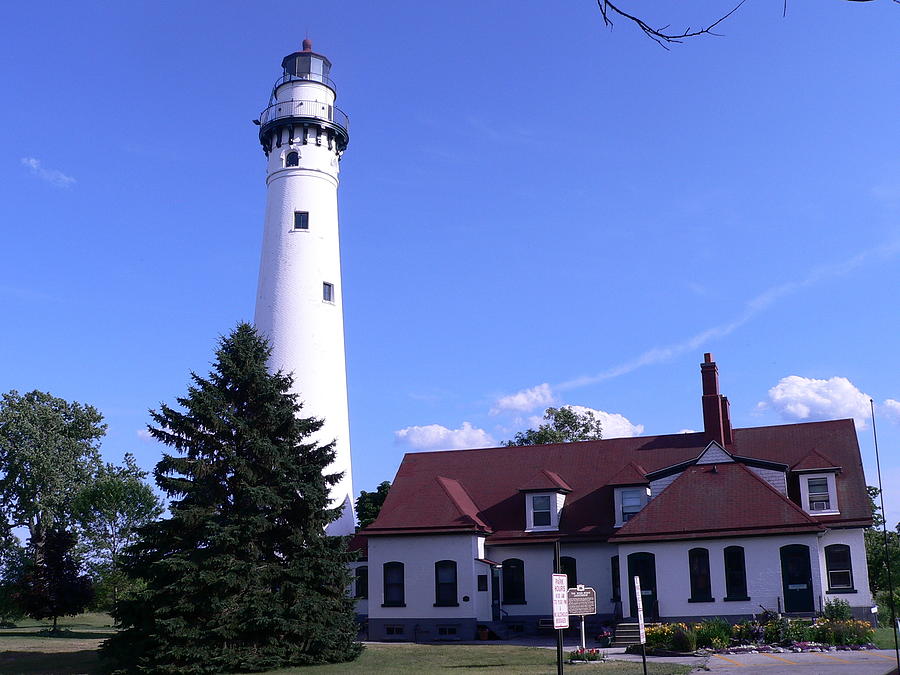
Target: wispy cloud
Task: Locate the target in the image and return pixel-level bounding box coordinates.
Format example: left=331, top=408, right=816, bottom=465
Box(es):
left=136, top=429, right=154, bottom=441
left=883, top=399, right=900, bottom=423
left=20, top=157, right=76, bottom=188
left=555, top=240, right=900, bottom=391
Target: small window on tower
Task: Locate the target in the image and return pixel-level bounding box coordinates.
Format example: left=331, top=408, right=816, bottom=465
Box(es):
left=323, top=282, right=335, bottom=303
left=293, top=211, right=309, bottom=231
left=285, top=151, right=299, bottom=167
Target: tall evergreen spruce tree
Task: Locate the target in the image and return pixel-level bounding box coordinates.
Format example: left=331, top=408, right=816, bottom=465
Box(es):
left=102, top=324, right=361, bottom=673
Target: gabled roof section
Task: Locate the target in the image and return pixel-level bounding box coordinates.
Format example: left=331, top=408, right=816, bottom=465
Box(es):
left=792, top=448, right=841, bottom=473
left=607, top=461, right=649, bottom=486
left=695, top=440, right=735, bottom=464
left=436, top=476, right=490, bottom=530
left=519, top=469, right=573, bottom=493
left=609, top=462, right=824, bottom=543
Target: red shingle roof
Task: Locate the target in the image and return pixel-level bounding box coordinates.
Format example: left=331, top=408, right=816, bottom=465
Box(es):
left=519, top=469, right=573, bottom=492
left=363, top=419, right=871, bottom=543
left=608, top=462, right=823, bottom=542
left=607, top=461, right=649, bottom=486
left=792, top=448, right=841, bottom=472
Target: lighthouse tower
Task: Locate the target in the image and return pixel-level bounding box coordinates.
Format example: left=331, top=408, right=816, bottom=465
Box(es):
left=253, top=40, right=355, bottom=535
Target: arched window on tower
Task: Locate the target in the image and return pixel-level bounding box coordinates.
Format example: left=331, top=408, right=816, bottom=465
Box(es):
left=285, top=151, right=299, bottom=167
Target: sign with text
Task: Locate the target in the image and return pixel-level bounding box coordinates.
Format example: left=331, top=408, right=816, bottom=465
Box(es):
left=566, top=585, right=597, bottom=616
left=634, top=576, right=646, bottom=644
left=551, top=574, right=569, bottom=629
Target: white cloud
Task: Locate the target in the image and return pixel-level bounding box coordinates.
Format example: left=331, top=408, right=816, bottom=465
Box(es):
left=20, top=157, right=76, bottom=188
left=760, top=375, right=872, bottom=429
left=883, top=399, right=900, bottom=422
left=394, top=422, right=495, bottom=452
left=136, top=429, right=154, bottom=441
left=565, top=405, right=644, bottom=439
left=491, top=383, right=555, bottom=415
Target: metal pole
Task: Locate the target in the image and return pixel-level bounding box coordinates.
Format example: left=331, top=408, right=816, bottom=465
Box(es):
left=641, top=643, right=648, bottom=675
left=580, top=615, right=586, bottom=651
left=555, top=540, right=564, bottom=675
left=871, top=399, right=900, bottom=673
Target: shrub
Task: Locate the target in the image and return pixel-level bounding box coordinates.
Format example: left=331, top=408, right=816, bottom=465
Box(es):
left=694, top=618, right=732, bottom=648
left=671, top=626, right=697, bottom=652
left=764, top=617, right=790, bottom=643
left=645, top=623, right=679, bottom=649
left=814, top=619, right=874, bottom=646
left=732, top=620, right=763, bottom=644
left=823, top=598, right=852, bottom=621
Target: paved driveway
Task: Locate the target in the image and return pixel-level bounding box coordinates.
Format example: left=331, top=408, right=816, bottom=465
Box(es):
left=609, top=648, right=899, bottom=674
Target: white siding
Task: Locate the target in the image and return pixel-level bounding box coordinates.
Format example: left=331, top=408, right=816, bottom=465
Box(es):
left=617, top=533, right=827, bottom=619
left=484, top=543, right=618, bottom=617
left=368, top=534, right=482, bottom=621
left=696, top=443, right=733, bottom=464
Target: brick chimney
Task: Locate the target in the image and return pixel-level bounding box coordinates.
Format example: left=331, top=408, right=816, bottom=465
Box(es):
left=700, top=353, right=732, bottom=446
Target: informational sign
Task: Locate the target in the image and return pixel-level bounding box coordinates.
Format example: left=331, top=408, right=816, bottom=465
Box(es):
left=634, top=576, right=646, bottom=644
left=567, top=585, right=597, bottom=616
left=551, top=573, right=569, bottom=629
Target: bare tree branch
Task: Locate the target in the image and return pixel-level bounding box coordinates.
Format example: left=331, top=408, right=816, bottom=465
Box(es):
left=597, top=0, right=898, bottom=49
left=597, top=0, right=747, bottom=49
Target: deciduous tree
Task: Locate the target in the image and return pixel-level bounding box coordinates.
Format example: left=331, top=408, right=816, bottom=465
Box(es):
left=505, top=406, right=603, bottom=446
left=355, top=481, right=391, bottom=530
left=102, top=323, right=361, bottom=674
left=0, top=390, right=105, bottom=543
left=16, top=527, right=93, bottom=631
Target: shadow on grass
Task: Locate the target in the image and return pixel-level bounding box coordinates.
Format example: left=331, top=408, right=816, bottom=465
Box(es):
left=0, top=650, right=100, bottom=674
left=0, top=629, right=113, bottom=640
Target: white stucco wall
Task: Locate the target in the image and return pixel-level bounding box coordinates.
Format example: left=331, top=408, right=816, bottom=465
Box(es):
left=617, top=534, right=831, bottom=619
left=368, top=534, right=482, bottom=621
left=815, top=528, right=872, bottom=607
left=484, top=542, right=618, bottom=618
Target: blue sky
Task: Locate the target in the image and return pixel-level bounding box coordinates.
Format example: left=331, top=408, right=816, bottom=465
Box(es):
left=2, top=1, right=899, bottom=526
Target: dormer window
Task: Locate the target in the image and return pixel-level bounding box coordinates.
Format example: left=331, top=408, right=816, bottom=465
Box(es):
left=799, top=472, right=839, bottom=515
left=525, top=492, right=562, bottom=531
left=614, top=486, right=649, bottom=527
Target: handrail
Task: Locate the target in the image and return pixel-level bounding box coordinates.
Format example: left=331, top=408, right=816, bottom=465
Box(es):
left=259, top=98, right=349, bottom=134
left=271, top=72, right=337, bottom=92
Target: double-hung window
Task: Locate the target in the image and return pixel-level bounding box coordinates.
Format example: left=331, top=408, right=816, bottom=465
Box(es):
left=824, top=544, right=854, bottom=592
left=434, top=560, right=458, bottom=606
left=383, top=562, right=404, bottom=607
left=799, top=473, right=839, bottom=515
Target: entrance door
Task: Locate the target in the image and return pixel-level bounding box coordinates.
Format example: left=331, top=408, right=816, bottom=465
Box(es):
left=490, top=567, right=501, bottom=622
left=780, top=544, right=814, bottom=613
left=627, top=552, right=657, bottom=620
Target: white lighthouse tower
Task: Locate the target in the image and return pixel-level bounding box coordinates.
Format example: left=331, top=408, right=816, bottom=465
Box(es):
left=253, top=39, right=355, bottom=535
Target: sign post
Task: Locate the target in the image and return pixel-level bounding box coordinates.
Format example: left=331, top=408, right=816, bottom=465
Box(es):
left=634, top=576, right=648, bottom=675
left=567, top=585, right=597, bottom=650
left=552, top=540, right=566, bottom=675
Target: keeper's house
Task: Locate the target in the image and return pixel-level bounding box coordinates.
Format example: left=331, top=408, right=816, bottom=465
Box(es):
left=351, top=354, right=873, bottom=641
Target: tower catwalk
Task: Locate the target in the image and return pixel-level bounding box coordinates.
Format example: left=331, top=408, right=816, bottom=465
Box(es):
left=253, top=40, right=355, bottom=535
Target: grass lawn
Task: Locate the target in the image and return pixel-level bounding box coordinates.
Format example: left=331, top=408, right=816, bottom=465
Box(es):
left=875, top=626, right=900, bottom=650
left=0, top=616, right=691, bottom=674
left=256, top=644, right=693, bottom=675
left=0, top=613, right=114, bottom=674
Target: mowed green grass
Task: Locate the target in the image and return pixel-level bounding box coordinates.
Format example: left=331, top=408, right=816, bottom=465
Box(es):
left=254, top=644, right=692, bottom=675
left=0, top=613, right=114, bottom=674
left=0, top=615, right=691, bottom=674
left=874, top=626, right=900, bottom=650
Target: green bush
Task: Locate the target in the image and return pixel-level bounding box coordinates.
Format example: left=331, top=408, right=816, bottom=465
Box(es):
left=783, top=619, right=815, bottom=643
left=671, top=626, right=697, bottom=652
left=764, top=617, right=790, bottom=643
left=732, top=620, right=763, bottom=644
left=814, top=620, right=874, bottom=646
left=823, top=598, right=852, bottom=621
left=694, top=618, right=732, bottom=648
